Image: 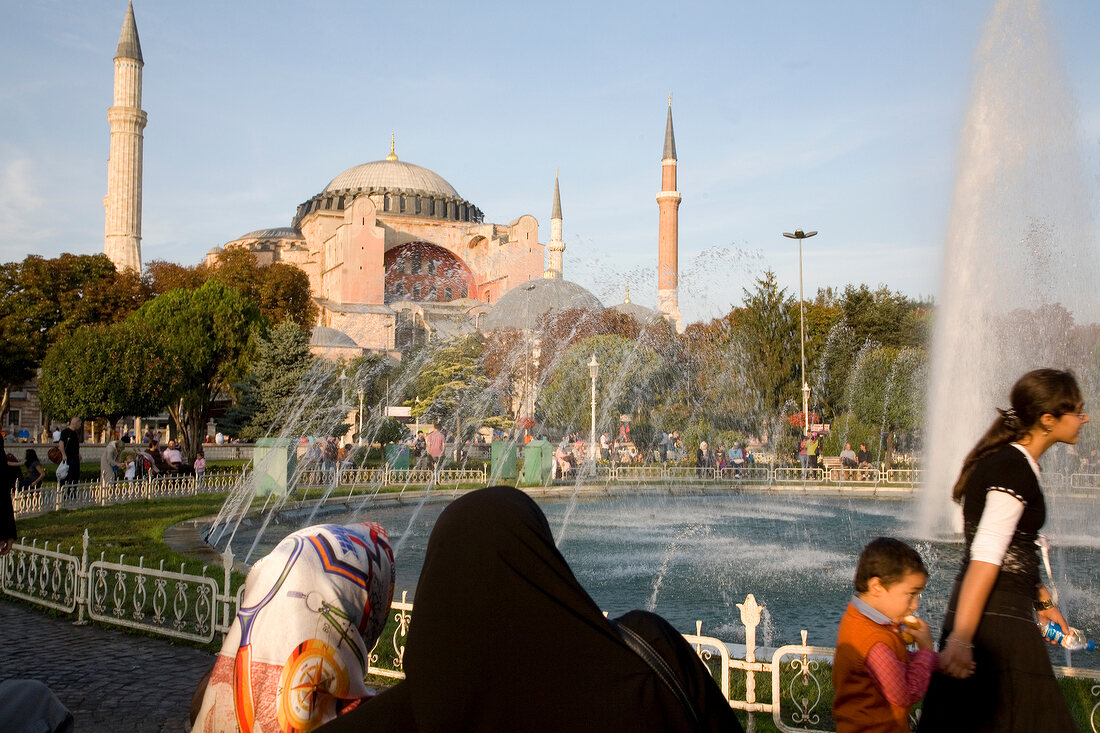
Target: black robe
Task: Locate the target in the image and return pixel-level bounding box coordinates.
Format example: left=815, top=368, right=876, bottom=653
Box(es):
left=320, top=485, right=742, bottom=732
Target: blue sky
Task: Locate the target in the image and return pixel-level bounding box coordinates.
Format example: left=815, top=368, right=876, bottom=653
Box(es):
left=2, top=0, right=1098, bottom=325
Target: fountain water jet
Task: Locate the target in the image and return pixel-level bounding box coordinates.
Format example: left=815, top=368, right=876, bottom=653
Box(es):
left=919, top=0, right=1099, bottom=535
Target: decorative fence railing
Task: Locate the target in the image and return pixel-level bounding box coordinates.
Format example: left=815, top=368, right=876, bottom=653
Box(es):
left=11, top=470, right=246, bottom=518
left=4, top=534, right=1100, bottom=731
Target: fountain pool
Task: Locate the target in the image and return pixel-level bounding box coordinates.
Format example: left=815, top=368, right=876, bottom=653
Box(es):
left=227, top=488, right=1100, bottom=653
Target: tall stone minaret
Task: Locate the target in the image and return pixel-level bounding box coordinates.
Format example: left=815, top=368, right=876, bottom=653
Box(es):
left=656, top=98, right=682, bottom=332
left=545, top=171, right=565, bottom=279
left=104, top=2, right=146, bottom=273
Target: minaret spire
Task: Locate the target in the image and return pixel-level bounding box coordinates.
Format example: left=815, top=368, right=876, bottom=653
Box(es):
left=656, top=96, right=683, bottom=332
left=545, top=170, right=565, bottom=279
left=386, top=133, right=398, bottom=161
left=104, top=1, right=147, bottom=272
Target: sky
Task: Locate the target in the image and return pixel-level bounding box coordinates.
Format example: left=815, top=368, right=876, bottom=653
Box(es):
left=2, top=0, right=1099, bottom=326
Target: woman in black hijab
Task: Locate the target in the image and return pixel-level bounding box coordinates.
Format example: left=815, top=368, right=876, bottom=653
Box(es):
left=321, top=485, right=742, bottom=732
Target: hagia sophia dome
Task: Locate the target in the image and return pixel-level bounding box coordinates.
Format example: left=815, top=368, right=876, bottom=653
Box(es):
left=293, top=143, right=485, bottom=228
left=323, top=159, right=460, bottom=199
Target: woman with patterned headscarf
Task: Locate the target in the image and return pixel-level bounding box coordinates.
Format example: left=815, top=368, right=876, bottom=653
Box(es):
left=191, top=521, right=395, bottom=732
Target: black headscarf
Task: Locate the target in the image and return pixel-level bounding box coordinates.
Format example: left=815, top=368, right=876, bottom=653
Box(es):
left=321, top=485, right=742, bottom=732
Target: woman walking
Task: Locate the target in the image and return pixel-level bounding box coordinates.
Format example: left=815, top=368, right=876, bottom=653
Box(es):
left=918, top=369, right=1087, bottom=732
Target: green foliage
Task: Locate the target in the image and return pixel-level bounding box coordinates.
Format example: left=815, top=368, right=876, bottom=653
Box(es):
left=221, top=322, right=345, bottom=440
left=540, top=334, right=662, bottom=432
left=404, top=336, right=491, bottom=430
left=208, top=248, right=317, bottom=326
left=374, top=417, right=410, bottom=445
left=131, top=280, right=264, bottom=458
left=0, top=253, right=148, bottom=403
left=37, top=321, right=181, bottom=428
left=847, top=347, right=927, bottom=432
left=630, top=423, right=658, bottom=453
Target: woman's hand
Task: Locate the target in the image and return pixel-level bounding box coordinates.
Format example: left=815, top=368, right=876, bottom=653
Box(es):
left=939, top=633, right=976, bottom=678
left=1038, top=605, right=1069, bottom=643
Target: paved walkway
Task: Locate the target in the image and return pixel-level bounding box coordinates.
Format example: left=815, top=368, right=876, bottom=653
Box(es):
left=0, top=599, right=214, bottom=732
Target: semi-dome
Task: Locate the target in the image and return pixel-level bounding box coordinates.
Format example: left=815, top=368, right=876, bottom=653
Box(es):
left=309, top=325, right=359, bottom=349
left=324, top=159, right=460, bottom=199
left=483, top=278, right=603, bottom=332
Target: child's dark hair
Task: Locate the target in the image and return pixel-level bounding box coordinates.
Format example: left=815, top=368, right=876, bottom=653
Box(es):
left=854, top=537, right=927, bottom=593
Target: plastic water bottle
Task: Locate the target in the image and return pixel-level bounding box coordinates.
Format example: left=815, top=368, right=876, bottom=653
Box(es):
left=1040, top=621, right=1096, bottom=651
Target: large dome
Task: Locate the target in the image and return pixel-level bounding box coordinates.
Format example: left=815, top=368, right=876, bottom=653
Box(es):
left=324, top=159, right=460, bottom=199
left=483, top=277, right=603, bottom=332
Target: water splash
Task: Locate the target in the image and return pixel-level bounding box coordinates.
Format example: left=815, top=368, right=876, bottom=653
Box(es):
left=919, top=0, right=1099, bottom=535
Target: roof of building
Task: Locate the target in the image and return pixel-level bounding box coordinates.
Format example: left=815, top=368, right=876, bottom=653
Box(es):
left=483, top=277, right=603, bottom=332
left=234, top=227, right=304, bottom=241
left=611, top=300, right=660, bottom=323
left=115, top=2, right=143, bottom=63
left=309, top=325, right=359, bottom=349
left=324, top=158, right=461, bottom=199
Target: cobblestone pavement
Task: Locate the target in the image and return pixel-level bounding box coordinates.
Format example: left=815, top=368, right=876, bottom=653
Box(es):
left=0, top=600, right=214, bottom=732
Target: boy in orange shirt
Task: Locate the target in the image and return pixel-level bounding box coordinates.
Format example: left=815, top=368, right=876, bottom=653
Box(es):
left=832, top=537, right=937, bottom=733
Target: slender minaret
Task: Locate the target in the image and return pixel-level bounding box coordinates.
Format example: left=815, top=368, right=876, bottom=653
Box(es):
left=656, top=97, right=682, bottom=332
left=545, top=171, right=565, bottom=278
left=104, top=2, right=146, bottom=272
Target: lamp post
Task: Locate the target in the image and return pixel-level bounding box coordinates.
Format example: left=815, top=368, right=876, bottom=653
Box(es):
left=588, top=354, right=599, bottom=462
left=357, top=388, right=364, bottom=443
left=782, top=228, right=818, bottom=437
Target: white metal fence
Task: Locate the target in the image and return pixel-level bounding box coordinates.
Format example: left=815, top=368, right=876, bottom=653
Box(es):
left=4, top=534, right=1100, bottom=731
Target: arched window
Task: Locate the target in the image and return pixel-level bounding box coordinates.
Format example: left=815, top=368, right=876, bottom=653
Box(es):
left=444, top=287, right=453, bottom=301
left=412, top=283, right=422, bottom=300
left=411, top=252, right=421, bottom=274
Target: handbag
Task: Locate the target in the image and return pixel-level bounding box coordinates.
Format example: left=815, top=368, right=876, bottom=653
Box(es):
left=611, top=619, right=702, bottom=732
left=47, top=446, right=63, bottom=464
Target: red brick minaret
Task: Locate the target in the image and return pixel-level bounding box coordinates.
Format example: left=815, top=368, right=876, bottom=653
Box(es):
left=656, top=98, right=683, bottom=332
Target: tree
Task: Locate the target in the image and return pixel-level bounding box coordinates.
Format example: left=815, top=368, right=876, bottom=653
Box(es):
left=208, top=248, right=317, bottom=327
left=219, top=321, right=346, bottom=440
left=145, top=260, right=206, bottom=296
left=131, top=281, right=264, bottom=459
left=0, top=253, right=149, bottom=415
left=37, top=322, right=180, bottom=433
left=405, top=336, right=491, bottom=432
left=539, top=335, right=662, bottom=432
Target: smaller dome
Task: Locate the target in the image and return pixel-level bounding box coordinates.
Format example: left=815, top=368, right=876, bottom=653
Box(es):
left=611, top=301, right=660, bottom=323
left=483, top=278, right=603, bottom=332
left=309, top=326, right=358, bottom=349
left=235, top=227, right=303, bottom=241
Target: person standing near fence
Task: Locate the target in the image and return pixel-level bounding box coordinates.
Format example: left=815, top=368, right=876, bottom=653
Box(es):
left=426, top=426, right=445, bottom=474
left=57, top=418, right=82, bottom=486
left=1, top=432, right=18, bottom=556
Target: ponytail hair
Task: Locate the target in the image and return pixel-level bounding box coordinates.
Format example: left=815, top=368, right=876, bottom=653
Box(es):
left=951, top=368, right=1082, bottom=502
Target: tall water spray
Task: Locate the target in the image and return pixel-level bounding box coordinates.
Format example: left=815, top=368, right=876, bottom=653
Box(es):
left=918, top=0, right=1099, bottom=534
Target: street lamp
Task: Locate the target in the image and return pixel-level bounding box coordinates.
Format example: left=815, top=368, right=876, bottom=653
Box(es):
left=588, top=354, right=600, bottom=462
left=782, top=228, right=818, bottom=437
left=357, top=388, right=364, bottom=443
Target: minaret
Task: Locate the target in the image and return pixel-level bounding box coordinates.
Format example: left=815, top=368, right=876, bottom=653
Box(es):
left=656, top=97, right=683, bottom=332
left=103, top=2, right=146, bottom=272
left=545, top=171, right=565, bottom=278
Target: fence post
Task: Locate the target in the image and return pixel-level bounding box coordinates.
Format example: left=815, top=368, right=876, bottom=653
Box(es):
left=738, top=594, right=763, bottom=708
left=74, top=529, right=90, bottom=626
left=220, top=546, right=235, bottom=636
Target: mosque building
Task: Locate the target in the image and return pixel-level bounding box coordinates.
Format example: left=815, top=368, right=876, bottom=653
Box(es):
left=101, top=4, right=685, bottom=361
